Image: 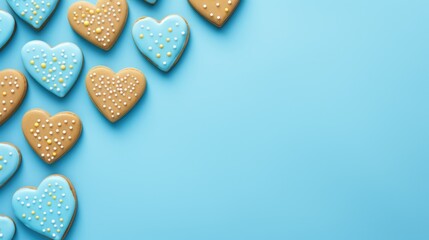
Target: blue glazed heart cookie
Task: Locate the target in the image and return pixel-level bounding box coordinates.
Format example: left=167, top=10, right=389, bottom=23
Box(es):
left=0, top=215, right=16, bottom=240
left=0, top=143, right=21, bottom=188
left=12, top=175, right=77, bottom=240
left=132, top=15, right=190, bottom=72
left=6, top=0, right=59, bottom=30
left=0, top=10, right=15, bottom=50
left=21, top=41, right=83, bottom=97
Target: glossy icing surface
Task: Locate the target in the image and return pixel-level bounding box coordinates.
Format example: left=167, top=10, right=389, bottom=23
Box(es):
left=21, top=41, right=83, bottom=97
left=132, top=15, right=190, bottom=72
left=0, top=143, right=20, bottom=188
left=0, top=10, right=15, bottom=49
left=6, top=0, right=59, bottom=29
left=12, top=175, right=77, bottom=240
left=0, top=216, right=15, bottom=240
left=144, top=0, right=157, bottom=4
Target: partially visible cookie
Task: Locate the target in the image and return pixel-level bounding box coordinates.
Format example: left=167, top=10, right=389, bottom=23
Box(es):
left=132, top=15, right=190, bottom=72
left=188, top=0, right=240, bottom=27
left=6, top=0, right=60, bottom=30
left=0, top=215, right=16, bottom=240
left=21, top=41, right=84, bottom=98
left=0, top=69, right=27, bottom=126
left=68, top=0, right=129, bottom=51
left=86, top=66, right=147, bottom=123
left=0, top=143, right=21, bottom=188
left=144, top=0, right=157, bottom=4
left=12, top=174, right=77, bottom=240
left=0, top=10, right=15, bottom=50
left=22, top=109, right=82, bottom=164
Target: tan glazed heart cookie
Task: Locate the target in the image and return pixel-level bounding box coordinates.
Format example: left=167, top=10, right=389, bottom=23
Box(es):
left=86, top=66, right=147, bottom=123
left=68, top=0, right=128, bottom=51
left=188, top=0, right=240, bottom=27
left=0, top=69, right=27, bottom=126
left=22, top=109, right=82, bottom=164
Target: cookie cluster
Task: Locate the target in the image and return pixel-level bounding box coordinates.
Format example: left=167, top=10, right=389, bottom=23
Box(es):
left=0, top=0, right=241, bottom=239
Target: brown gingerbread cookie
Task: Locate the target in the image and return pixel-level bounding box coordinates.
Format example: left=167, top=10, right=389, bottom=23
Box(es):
left=68, top=0, right=128, bottom=51
left=0, top=69, right=27, bottom=126
left=188, top=0, right=240, bottom=27
left=22, top=109, right=82, bottom=164
left=86, top=66, right=147, bottom=123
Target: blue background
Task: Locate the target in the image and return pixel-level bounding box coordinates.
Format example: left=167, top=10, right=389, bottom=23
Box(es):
left=1, top=0, right=429, bottom=239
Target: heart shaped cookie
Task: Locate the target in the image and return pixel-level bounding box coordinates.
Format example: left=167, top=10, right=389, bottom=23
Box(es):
left=86, top=66, right=147, bottom=123
left=0, top=143, right=21, bottom=188
left=132, top=15, right=190, bottom=72
left=0, top=215, right=16, bottom=240
left=68, top=0, right=128, bottom=51
left=21, top=41, right=83, bottom=98
left=6, top=0, right=59, bottom=30
left=12, top=174, right=77, bottom=240
left=188, top=0, right=240, bottom=27
left=22, top=109, right=82, bottom=164
left=0, top=10, right=15, bottom=50
left=0, top=69, right=28, bottom=126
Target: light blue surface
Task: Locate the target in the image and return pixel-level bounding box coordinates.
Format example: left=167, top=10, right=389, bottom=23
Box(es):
left=0, top=0, right=429, bottom=239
